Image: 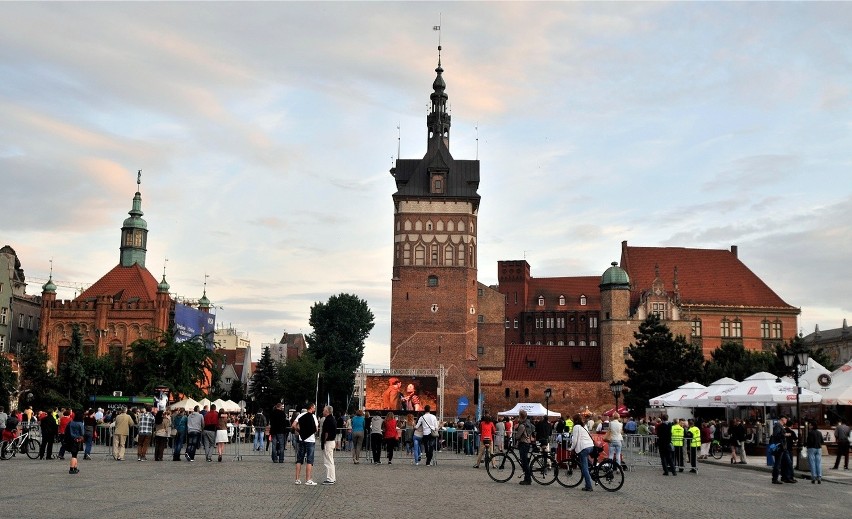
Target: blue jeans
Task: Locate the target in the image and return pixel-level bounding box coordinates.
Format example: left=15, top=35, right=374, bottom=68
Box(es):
left=609, top=440, right=622, bottom=463
left=254, top=429, right=265, bottom=451
left=807, top=447, right=822, bottom=480
left=84, top=433, right=93, bottom=456
left=186, top=431, right=200, bottom=460
left=578, top=446, right=594, bottom=489
left=173, top=430, right=186, bottom=458
left=413, top=435, right=422, bottom=463
left=296, top=440, right=315, bottom=465
left=272, top=433, right=286, bottom=462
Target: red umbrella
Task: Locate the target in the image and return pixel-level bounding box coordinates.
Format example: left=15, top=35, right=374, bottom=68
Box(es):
left=603, top=404, right=630, bottom=417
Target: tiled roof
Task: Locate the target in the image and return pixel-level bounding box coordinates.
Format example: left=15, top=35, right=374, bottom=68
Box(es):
left=526, top=276, right=602, bottom=310
left=220, top=348, right=248, bottom=380
left=76, top=263, right=159, bottom=302
left=503, top=345, right=601, bottom=382
left=622, top=245, right=796, bottom=309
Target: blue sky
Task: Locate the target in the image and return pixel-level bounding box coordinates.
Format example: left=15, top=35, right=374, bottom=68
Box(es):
left=2, top=2, right=850, bottom=367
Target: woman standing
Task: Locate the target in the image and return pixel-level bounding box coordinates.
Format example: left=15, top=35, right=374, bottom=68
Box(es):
left=153, top=410, right=171, bottom=461
left=473, top=415, right=495, bottom=468
left=404, top=414, right=415, bottom=455
left=569, top=413, right=595, bottom=491
left=369, top=413, right=384, bottom=464
left=215, top=411, right=229, bottom=462
left=608, top=413, right=624, bottom=465
left=65, top=410, right=85, bottom=475
left=412, top=414, right=424, bottom=465
left=351, top=410, right=365, bottom=464
left=383, top=412, right=400, bottom=464
left=806, top=419, right=823, bottom=484
left=83, top=408, right=97, bottom=460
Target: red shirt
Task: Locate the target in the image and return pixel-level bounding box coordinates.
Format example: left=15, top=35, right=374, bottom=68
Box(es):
left=58, top=415, right=73, bottom=434
left=480, top=420, right=496, bottom=440
left=204, top=410, right=219, bottom=430
left=383, top=418, right=399, bottom=439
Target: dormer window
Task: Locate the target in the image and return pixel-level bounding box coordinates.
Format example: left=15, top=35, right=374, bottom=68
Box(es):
left=579, top=295, right=587, bottom=306
left=538, top=296, right=544, bottom=306
left=558, top=295, right=566, bottom=306
left=430, top=172, right=446, bottom=194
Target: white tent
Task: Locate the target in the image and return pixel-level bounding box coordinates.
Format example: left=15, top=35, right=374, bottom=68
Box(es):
left=224, top=399, right=243, bottom=412
left=677, top=378, right=739, bottom=408
left=498, top=403, right=561, bottom=418
left=197, top=398, right=212, bottom=409
left=169, top=397, right=199, bottom=411
left=821, top=360, right=852, bottom=406
left=212, top=398, right=240, bottom=412
left=649, top=382, right=707, bottom=407
left=720, top=372, right=822, bottom=406
left=780, top=358, right=832, bottom=391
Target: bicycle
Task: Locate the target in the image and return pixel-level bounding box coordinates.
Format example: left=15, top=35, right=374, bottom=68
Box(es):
left=708, top=439, right=724, bottom=460
left=0, top=429, right=42, bottom=460
left=486, top=443, right=564, bottom=485
left=560, top=446, right=625, bottom=491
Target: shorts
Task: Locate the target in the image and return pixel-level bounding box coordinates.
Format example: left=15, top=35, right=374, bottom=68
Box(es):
left=296, top=440, right=316, bottom=465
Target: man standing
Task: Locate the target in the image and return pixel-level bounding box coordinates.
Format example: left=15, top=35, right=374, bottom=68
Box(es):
left=832, top=419, right=850, bottom=470
left=202, top=404, right=219, bottom=462
left=112, top=407, right=135, bottom=461
left=269, top=403, right=288, bottom=463
left=686, top=419, right=701, bottom=473
left=294, top=403, right=319, bottom=485
left=671, top=418, right=685, bottom=472
left=253, top=409, right=267, bottom=452
left=171, top=408, right=187, bottom=461
left=732, top=418, right=748, bottom=464
left=320, top=405, right=337, bottom=485
left=136, top=406, right=154, bottom=461
left=513, top=409, right=535, bottom=485
left=415, top=405, right=440, bottom=466
left=656, top=415, right=676, bottom=476
left=381, top=378, right=403, bottom=410
left=185, top=405, right=204, bottom=462
left=38, top=408, right=59, bottom=460
left=770, top=416, right=792, bottom=484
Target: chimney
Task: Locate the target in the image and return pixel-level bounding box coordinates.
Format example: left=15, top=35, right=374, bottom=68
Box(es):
left=730, top=245, right=738, bottom=258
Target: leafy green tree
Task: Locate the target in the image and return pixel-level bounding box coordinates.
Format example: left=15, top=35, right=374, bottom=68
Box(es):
left=128, top=330, right=221, bottom=399
left=278, top=350, right=324, bottom=409
left=57, top=324, right=87, bottom=407
left=702, top=342, right=775, bottom=383
left=624, top=314, right=704, bottom=414
left=0, top=354, right=16, bottom=410
left=249, top=345, right=279, bottom=414
left=771, top=334, right=834, bottom=377
left=306, top=293, right=374, bottom=411
left=19, top=340, right=56, bottom=405
left=228, top=379, right=245, bottom=406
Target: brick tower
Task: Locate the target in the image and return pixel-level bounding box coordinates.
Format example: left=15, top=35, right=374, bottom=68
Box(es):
left=389, top=46, right=480, bottom=417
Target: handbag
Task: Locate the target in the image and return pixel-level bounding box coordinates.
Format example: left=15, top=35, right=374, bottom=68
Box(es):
left=603, top=429, right=612, bottom=443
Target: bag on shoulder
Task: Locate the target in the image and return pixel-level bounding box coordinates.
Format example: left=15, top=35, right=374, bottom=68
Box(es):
left=603, top=429, right=612, bottom=443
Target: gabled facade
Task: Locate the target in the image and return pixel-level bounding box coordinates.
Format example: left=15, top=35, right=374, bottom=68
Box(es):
left=803, top=320, right=851, bottom=369
left=0, top=246, right=41, bottom=355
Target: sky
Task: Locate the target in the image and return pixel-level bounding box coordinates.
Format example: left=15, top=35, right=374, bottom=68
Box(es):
left=2, top=2, right=850, bottom=368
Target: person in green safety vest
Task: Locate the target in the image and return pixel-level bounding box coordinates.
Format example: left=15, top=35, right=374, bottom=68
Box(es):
left=687, top=419, right=701, bottom=473
left=671, top=419, right=686, bottom=472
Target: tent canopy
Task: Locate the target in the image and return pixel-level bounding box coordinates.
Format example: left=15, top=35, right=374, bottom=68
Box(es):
left=780, top=358, right=831, bottom=391
left=498, top=403, right=561, bottom=418
left=649, top=382, right=707, bottom=407
left=821, top=360, right=852, bottom=406
left=212, top=398, right=240, bottom=412
left=169, top=397, right=199, bottom=411
left=677, top=377, right=739, bottom=408
left=721, top=371, right=822, bottom=406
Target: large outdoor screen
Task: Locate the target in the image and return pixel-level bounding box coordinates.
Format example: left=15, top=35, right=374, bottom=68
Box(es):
left=174, top=303, right=216, bottom=349
left=365, top=375, right=438, bottom=412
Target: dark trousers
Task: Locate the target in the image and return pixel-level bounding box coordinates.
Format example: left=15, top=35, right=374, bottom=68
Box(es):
left=660, top=442, right=676, bottom=474
left=423, top=435, right=436, bottom=465
left=673, top=444, right=684, bottom=470
left=772, top=450, right=793, bottom=481
left=688, top=446, right=698, bottom=468
left=519, top=442, right=532, bottom=482
left=834, top=441, right=849, bottom=469
left=385, top=438, right=398, bottom=462
left=272, top=433, right=286, bottom=462
left=370, top=433, right=383, bottom=463
left=39, top=437, right=54, bottom=459
left=186, top=431, right=200, bottom=460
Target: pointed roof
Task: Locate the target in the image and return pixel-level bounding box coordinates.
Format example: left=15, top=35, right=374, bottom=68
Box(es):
left=76, top=263, right=159, bottom=302
left=525, top=276, right=601, bottom=310
left=621, top=244, right=797, bottom=310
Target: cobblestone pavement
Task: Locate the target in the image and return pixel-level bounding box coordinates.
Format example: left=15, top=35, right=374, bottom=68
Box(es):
left=1, top=446, right=850, bottom=519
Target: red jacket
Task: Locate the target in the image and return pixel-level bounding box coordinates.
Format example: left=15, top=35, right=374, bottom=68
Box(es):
left=383, top=418, right=399, bottom=440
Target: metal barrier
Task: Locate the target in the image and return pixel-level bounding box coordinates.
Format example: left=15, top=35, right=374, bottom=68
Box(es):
left=621, top=433, right=662, bottom=469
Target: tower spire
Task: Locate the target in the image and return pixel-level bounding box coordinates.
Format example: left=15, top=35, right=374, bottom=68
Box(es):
left=120, top=170, right=149, bottom=267
left=427, top=21, right=451, bottom=152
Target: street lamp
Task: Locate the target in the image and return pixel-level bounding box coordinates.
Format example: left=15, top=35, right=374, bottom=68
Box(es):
left=609, top=380, right=624, bottom=410
left=544, top=387, right=552, bottom=419
left=782, top=347, right=809, bottom=469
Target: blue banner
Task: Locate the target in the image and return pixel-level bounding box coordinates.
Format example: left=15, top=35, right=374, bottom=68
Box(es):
left=174, top=303, right=216, bottom=349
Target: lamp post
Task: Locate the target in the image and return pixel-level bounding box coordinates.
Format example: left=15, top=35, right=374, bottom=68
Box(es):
left=544, top=387, right=552, bottom=420
left=88, top=376, right=103, bottom=405
left=609, top=380, right=624, bottom=411
left=782, top=348, right=809, bottom=469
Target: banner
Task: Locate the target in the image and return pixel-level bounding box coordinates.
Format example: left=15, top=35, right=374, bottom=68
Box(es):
left=365, top=375, right=438, bottom=412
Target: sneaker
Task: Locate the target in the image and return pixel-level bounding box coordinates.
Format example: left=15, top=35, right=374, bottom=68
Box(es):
left=519, top=480, right=532, bottom=485
left=189, top=458, right=195, bottom=462
left=83, top=455, right=91, bottom=460
left=305, top=480, right=317, bottom=486
left=322, top=480, right=335, bottom=485
left=137, top=458, right=142, bottom=462
left=415, top=462, right=420, bottom=466
left=295, top=480, right=301, bottom=485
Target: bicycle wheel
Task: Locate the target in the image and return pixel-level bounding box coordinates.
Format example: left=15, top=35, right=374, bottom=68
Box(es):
left=557, top=456, right=584, bottom=488
left=710, top=442, right=723, bottom=460
left=25, top=438, right=41, bottom=459
left=530, top=453, right=557, bottom=485
left=595, top=459, right=625, bottom=492
left=486, top=452, right=515, bottom=483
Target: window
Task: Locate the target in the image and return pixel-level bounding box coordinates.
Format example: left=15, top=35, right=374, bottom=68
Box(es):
left=514, top=292, right=518, bottom=305
left=478, top=288, right=483, bottom=296
left=590, top=340, right=597, bottom=347
left=477, top=315, right=484, bottom=323
left=18, top=314, right=25, bottom=327
left=760, top=320, right=770, bottom=339
left=0, top=335, right=4, bottom=351
left=568, top=340, right=575, bottom=346
left=772, top=321, right=782, bottom=339
left=403, top=243, right=411, bottom=265
left=524, top=388, right=530, bottom=396
left=414, top=245, right=425, bottom=265
left=427, top=275, right=438, bottom=287
left=692, top=319, right=703, bottom=338
left=133, top=231, right=143, bottom=247
left=557, top=317, right=565, bottom=328
left=579, top=340, right=586, bottom=347
left=535, top=317, right=544, bottom=329
left=538, top=296, right=545, bottom=306
left=557, top=340, right=564, bottom=346
left=0, top=307, right=6, bottom=325
left=652, top=302, right=666, bottom=319
left=720, top=319, right=731, bottom=338
left=225, top=377, right=232, bottom=385
left=731, top=319, right=742, bottom=338
left=477, top=346, right=484, bottom=355
left=27, top=316, right=33, bottom=330
left=505, top=388, right=510, bottom=398
left=580, top=295, right=587, bottom=306
left=431, top=244, right=439, bottom=265
left=546, top=317, right=554, bottom=328
left=513, top=319, right=518, bottom=329
left=445, top=245, right=454, bottom=266
left=589, top=317, right=598, bottom=328
left=559, top=295, right=566, bottom=306
left=505, top=320, right=510, bottom=329
left=547, top=340, right=553, bottom=346
left=433, top=179, right=442, bottom=193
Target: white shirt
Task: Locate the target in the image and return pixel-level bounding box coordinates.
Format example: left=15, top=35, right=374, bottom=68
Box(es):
left=296, top=411, right=318, bottom=443
left=416, top=412, right=439, bottom=435
left=570, top=420, right=595, bottom=453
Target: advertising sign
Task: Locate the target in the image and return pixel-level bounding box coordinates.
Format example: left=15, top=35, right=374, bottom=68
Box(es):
left=365, top=375, right=438, bottom=412
left=174, top=303, right=216, bottom=349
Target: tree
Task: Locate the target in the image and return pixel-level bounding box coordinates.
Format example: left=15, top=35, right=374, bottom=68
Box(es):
left=770, top=334, right=833, bottom=377
left=278, top=350, right=324, bottom=410
left=57, top=324, right=87, bottom=407
left=127, top=330, right=221, bottom=399
left=0, top=354, right=16, bottom=411
left=702, top=342, right=775, bottom=384
left=249, top=345, right=279, bottom=414
left=624, top=314, right=704, bottom=414
left=306, top=293, right=374, bottom=411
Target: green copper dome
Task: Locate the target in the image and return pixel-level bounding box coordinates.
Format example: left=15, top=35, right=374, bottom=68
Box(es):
left=42, top=276, right=57, bottom=293
left=198, top=290, right=211, bottom=308
left=600, top=262, right=630, bottom=288
left=122, top=191, right=147, bottom=229
left=157, top=274, right=170, bottom=293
